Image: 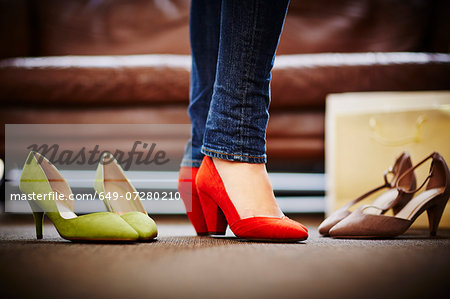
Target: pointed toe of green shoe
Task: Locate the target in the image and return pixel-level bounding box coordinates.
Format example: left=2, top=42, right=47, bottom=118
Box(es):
left=52, top=212, right=139, bottom=241
left=120, top=212, right=158, bottom=240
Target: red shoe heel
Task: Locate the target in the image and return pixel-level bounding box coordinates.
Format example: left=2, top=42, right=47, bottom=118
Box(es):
left=196, top=156, right=308, bottom=242
left=197, top=189, right=228, bottom=235
left=178, top=167, right=209, bottom=236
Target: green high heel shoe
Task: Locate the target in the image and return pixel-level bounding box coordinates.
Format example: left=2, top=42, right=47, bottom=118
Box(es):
left=19, top=152, right=139, bottom=241
left=94, top=152, right=158, bottom=240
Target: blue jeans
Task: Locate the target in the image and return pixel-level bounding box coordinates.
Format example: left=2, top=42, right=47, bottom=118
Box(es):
left=181, top=0, right=290, bottom=167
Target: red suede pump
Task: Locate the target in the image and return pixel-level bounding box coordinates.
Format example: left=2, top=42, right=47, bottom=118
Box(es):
left=196, top=156, right=308, bottom=242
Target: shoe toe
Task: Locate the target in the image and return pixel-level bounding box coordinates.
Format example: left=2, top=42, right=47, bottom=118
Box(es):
left=296, top=221, right=308, bottom=233
left=329, top=208, right=411, bottom=238
left=328, top=212, right=364, bottom=238
left=65, top=212, right=139, bottom=241
left=318, top=218, right=335, bottom=236
left=282, top=218, right=309, bottom=239
left=328, top=222, right=349, bottom=238
left=318, top=209, right=351, bottom=236
left=120, top=212, right=158, bottom=240
left=231, top=217, right=308, bottom=241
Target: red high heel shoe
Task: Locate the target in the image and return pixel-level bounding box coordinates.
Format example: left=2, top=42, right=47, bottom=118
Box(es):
left=196, top=156, right=308, bottom=242
left=178, top=167, right=209, bottom=236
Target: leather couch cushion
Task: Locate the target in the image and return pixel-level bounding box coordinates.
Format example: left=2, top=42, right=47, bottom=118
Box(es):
left=35, top=0, right=449, bottom=55
left=279, top=0, right=438, bottom=54
left=0, top=0, right=30, bottom=58
left=1, top=0, right=448, bottom=58
left=1, top=53, right=449, bottom=108
left=35, top=0, right=191, bottom=56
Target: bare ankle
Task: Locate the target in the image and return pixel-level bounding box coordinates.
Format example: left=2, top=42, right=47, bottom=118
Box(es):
left=209, top=156, right=283, bottom=218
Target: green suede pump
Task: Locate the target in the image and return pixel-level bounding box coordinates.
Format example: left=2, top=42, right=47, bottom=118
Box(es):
left=94, top=152, right=158, bottom=240
left=19, top=152, right=139, bottom=241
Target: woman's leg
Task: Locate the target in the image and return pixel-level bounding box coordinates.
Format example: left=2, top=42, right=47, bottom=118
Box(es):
left=201, top=0, right=290, bottom=218
left=179, top=0, right=222, bottom=234
left=181, top=0, right=222, bottom=168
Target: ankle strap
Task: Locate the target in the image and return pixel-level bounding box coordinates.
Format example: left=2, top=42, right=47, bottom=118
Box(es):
left=396, top=152, right=437, bottom=194
left=342, top=167, right=393, bottom=210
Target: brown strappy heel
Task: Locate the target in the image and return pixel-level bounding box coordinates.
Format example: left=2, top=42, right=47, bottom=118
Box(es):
left=329, top=152, right=450, bottom=238
left=318, top=152, right=416, bottom=235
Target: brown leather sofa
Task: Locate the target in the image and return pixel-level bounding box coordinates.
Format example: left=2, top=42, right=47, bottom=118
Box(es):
left=1, top=0, right=449, bottom=171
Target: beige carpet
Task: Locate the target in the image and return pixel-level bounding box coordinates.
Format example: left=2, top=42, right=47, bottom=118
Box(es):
left=0, top=214, right=449, bottom=299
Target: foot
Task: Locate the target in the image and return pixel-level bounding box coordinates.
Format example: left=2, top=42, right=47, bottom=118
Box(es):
left=212, top=158, right=284, bottom=219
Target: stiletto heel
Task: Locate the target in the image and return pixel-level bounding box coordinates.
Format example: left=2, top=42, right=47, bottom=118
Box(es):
left=196, top=156, right=308, bottom=242
left=29, top=201, right=44, bottom=239
left=427, top=196, right=447, bottom=236
left=20, top=151, right=139, bottom=241
left=94, top=152, right=158, bottom=240
left=197, top=189, right=227, bottom=235
left=329, top=152, right=450, bottom=238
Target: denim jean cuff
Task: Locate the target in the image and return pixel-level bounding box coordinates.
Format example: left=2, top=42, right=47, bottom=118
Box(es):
left=180, top=158, right=203, bottom=168
left=201, top=146, right=267, bottom=164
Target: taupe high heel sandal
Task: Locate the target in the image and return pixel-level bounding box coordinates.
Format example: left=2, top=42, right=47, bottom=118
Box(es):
left=329, top=152, right=450, bottom=238
left=318, top=152, right=416, bottom=235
